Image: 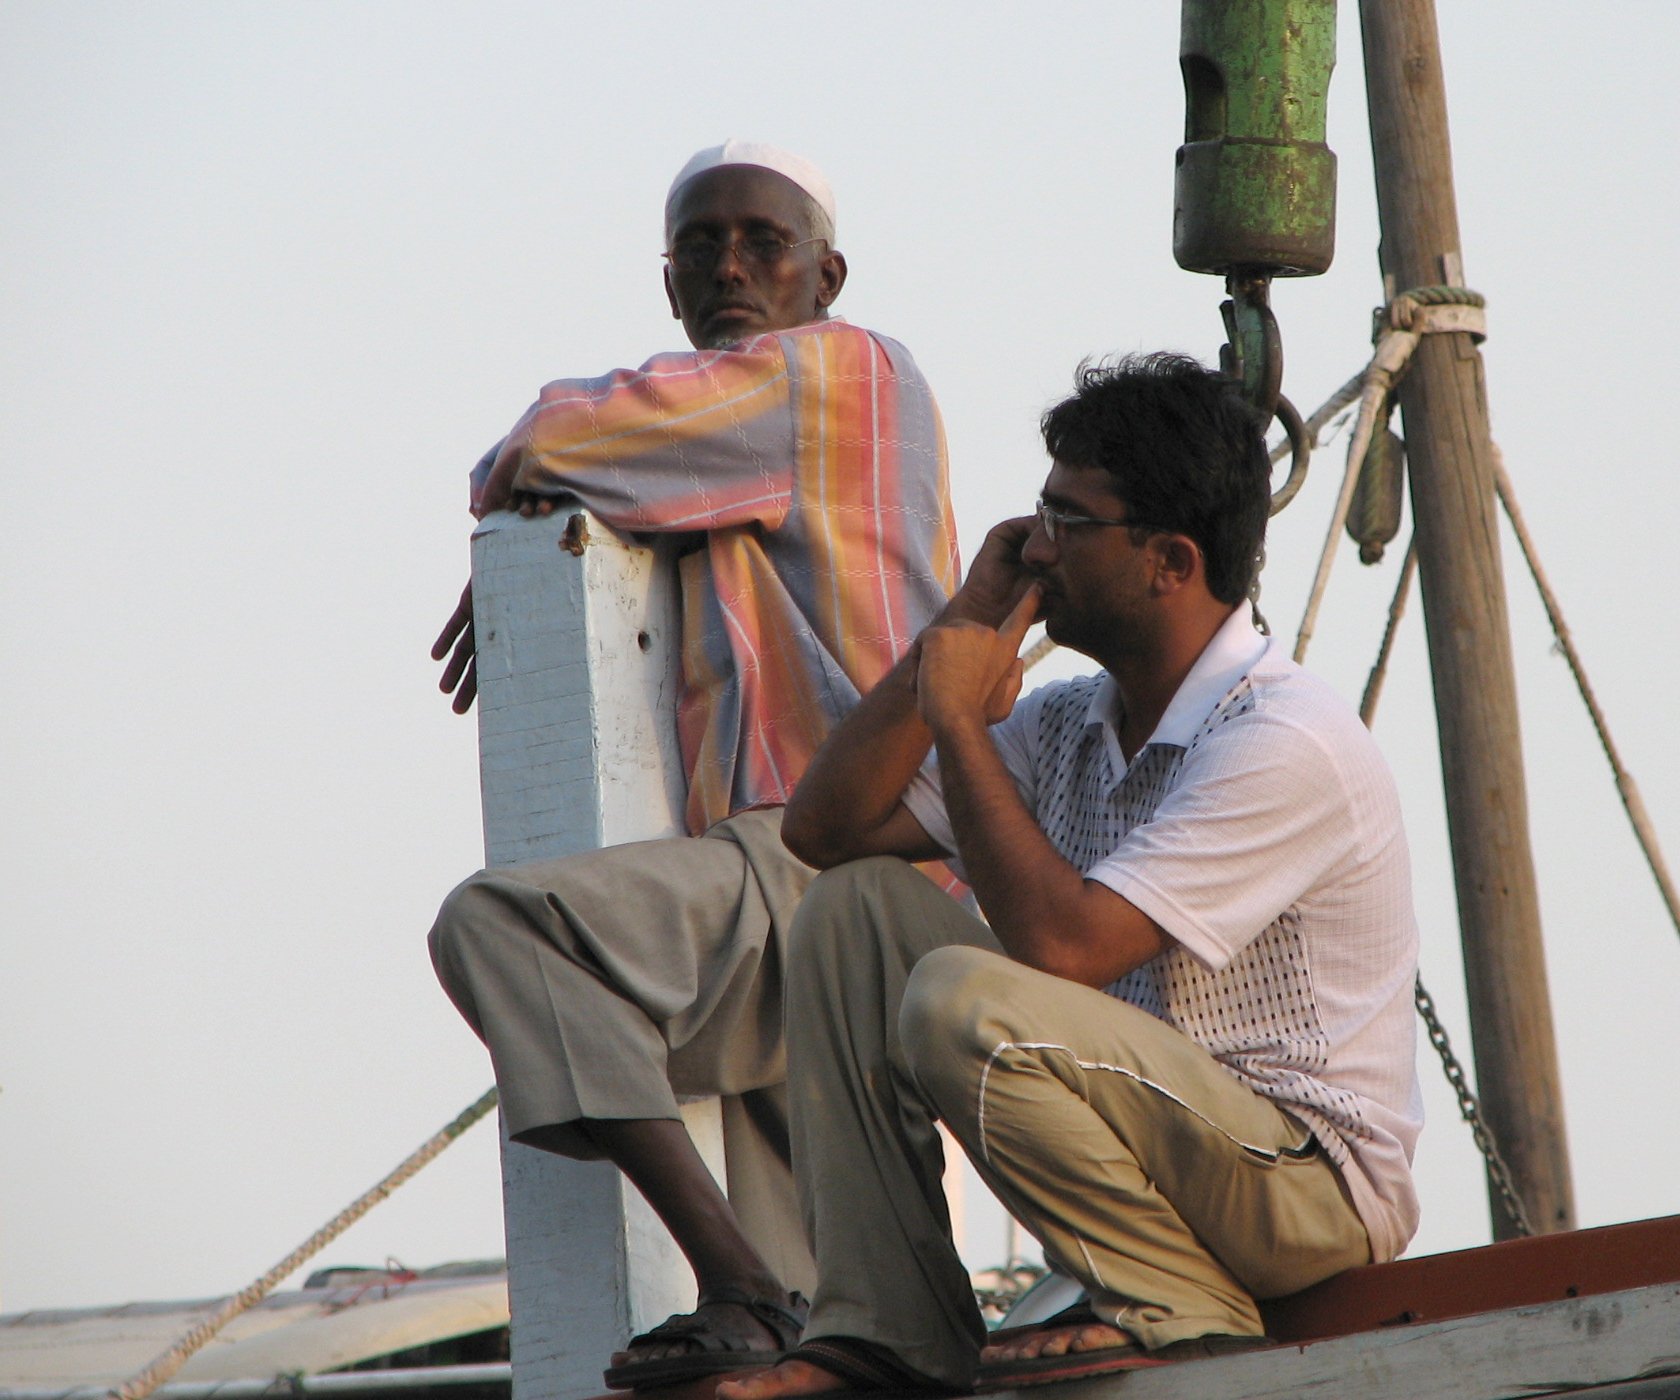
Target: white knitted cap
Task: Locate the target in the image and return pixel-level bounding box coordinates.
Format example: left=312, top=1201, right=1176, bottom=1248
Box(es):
left=665, top=140, right=836, bottom=235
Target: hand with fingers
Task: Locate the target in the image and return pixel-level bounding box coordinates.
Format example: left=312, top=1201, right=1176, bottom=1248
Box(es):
left=432, top=581, right=478, bottom=714
left=478, top=439, right=566, bottom=519
left=916, top=582, right=1043, bottom=734
left=432, top=467, right=563, bottom=714
left=948, top=514, right=1039, bottom=628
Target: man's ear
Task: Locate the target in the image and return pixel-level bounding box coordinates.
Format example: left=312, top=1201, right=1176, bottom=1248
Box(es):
left=815, top=249, right=848, bottom=309
left=1152, top=534, right=1202, bottom=595
left=664, top=265, right=681, bottom=320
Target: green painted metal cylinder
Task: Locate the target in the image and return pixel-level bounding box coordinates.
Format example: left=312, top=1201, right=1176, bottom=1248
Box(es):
left=1174, top=0, right=1338, bottom=277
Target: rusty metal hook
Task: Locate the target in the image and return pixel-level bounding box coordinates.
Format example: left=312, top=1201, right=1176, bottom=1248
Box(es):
left=1267, top=392, right=1310, bottom=515
left=1220, top=271, right=1283, bottom=420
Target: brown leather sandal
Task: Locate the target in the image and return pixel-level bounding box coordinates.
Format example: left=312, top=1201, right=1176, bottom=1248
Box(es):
left=602, top=1288, right=809, bottom=1391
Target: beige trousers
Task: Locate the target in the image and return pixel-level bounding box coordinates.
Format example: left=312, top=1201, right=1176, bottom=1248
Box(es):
left=428, top=807, right=818, bottom=1293
left=787, top=858, right=1370, bottom=1385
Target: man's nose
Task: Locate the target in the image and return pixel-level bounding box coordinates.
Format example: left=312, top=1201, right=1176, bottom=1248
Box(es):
left=709, top=240, right=750, bottom=280
left=1021, top=518, right=1056, bottom=569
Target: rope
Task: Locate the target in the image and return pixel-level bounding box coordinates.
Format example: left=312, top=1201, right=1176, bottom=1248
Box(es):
left=1358, top=536, right=1418, bottom=726
left=1269, top=371, right=1365, bottom=467
left=1291, top=362, right=1401, bottom=663
left=1291, top=287, right=1485, bottom=665
left=1492, top=447, right=1680, bottom=940
left=107, top=1088, right=500, bottom=1400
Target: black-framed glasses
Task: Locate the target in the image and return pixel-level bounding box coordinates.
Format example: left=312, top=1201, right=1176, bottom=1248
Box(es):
left=1035, top=497, right=1160, bottom=544
left=662, top=233, right=826, bottom=274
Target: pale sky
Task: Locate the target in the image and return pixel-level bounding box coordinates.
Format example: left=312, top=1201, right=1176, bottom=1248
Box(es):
left=3, top=3, right=1678, bottom=1314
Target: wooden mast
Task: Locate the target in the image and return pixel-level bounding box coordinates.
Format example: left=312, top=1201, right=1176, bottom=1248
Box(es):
left=1358, top=0, right=1575, bottom=1238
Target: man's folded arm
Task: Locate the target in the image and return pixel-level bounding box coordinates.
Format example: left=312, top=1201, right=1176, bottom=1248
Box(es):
left=478, top=337, right=801, bottom=532
left=928, top=702, right=1168, bottom=988
left=440, top=339, right=802, bottom=711
left=780, top=645, right=947, bottom=868
left=784, top=513, right=1051, bottom=871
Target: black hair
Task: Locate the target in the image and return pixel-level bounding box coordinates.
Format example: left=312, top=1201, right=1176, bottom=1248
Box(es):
left=1039, top=352, right=1269, bottom=605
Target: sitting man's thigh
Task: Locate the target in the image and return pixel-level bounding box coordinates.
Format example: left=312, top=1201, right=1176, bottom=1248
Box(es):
left=901, top=950, right=1369, bottom=1295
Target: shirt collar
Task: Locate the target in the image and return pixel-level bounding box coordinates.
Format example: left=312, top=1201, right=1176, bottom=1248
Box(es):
left=1082, top=605, right=1269, bottom=751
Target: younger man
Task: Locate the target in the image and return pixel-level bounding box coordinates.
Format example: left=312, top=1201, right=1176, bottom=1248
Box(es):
left=732, top=353, right=1422, bottom=1396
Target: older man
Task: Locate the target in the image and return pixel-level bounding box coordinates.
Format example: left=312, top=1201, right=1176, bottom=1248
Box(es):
left=427, top=143, right=958, bottom=1388
left=729, top=354, right=1421, bottom=1398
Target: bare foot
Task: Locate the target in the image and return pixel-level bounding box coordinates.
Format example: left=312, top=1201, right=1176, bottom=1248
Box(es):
left=980, top=1319, right=1135, bottom=1365
left=717, top=1357, right=847, bottom=1400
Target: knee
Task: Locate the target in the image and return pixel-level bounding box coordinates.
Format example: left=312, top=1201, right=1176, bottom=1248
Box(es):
left=786, top=856, right=925, bottom=973
left=427, top=869, right=504, bottom=982
left=900, top=945, right=1015, bottom=1103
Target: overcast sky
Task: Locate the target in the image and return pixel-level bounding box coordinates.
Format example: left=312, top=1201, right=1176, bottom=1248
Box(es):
left=4, top=3, right=1678, bottom=1315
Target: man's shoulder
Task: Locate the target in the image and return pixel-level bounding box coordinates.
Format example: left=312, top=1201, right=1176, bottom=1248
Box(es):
left=1198, top=643, right=1399, bottom=788
left=1228, top=641, right=1363, bottom=732
left=776, top=317, right=886, bottom=343
left=771, top=319, right=921, bottom=369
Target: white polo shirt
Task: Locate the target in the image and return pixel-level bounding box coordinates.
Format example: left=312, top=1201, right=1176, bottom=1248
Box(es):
left=903, top=606, right=1424, bottom=1262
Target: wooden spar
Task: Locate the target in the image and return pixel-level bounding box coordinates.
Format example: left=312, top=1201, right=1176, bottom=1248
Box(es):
left=1358, top=0, right=1575, bottom=1237
left=470, top=510, right=729, bottom=1400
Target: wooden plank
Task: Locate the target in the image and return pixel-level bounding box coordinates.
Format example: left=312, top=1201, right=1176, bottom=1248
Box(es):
left=1001, top=1282, right=1680, bottom=1399
left=1262, top=1212, right=1680, bottom=1341
left=571, top=1281, right=1680, bottom=1400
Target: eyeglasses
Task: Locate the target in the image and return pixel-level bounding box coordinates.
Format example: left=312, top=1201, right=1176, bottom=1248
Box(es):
left=662, top=233, right=826, bottom=274
left=1035, top=497, right=1160, bottom=544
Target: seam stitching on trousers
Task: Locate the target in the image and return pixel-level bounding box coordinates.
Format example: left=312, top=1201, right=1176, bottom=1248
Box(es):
left=978, top=1038, right=1293, bottom=1163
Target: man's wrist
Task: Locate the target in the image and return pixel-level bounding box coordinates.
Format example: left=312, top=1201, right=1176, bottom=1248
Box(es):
left=926, top=703, right=990, bottom=749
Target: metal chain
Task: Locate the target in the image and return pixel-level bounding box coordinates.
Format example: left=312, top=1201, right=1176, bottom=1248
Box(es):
left=1412, top=976, right=1535, bottom=1236
left=1353, top=526, right=1537, bottom=1236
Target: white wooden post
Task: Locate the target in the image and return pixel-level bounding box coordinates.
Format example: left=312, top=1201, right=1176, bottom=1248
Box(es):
left=471, top=507, right=726, bottom=1400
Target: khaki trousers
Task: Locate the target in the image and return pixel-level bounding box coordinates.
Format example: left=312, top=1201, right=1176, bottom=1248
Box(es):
left=428, top=807, right=818, bottom=1293
left=787, top=858, right=1370, bottom=1385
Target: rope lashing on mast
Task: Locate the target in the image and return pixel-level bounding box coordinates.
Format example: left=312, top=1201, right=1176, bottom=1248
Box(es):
left=1290, top=286, right=1486, bottom=664
left=106, top=1088, right=501, bottom=1400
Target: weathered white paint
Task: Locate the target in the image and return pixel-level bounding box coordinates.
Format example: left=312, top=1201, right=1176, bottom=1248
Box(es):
left=992, top=1282, right=1680, bottom=1400
left=471, top=508, right=725, bottom=1400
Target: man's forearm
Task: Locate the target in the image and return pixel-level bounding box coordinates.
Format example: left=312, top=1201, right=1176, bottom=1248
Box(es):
left=934, top=713, right=1167, bottom=988
left=780, top=645, right=938, bottom=867
left=785, top=519, right=1041, bottom=869
left=935, top=716, right=1084, bottom=968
